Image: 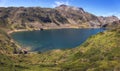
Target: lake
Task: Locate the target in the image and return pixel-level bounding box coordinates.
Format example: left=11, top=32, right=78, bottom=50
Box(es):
left=11, top=28, right=104, bottom=52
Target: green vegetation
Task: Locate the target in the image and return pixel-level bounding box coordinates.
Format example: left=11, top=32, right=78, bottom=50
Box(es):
left=0, top=5, right=120, bottom=71
left=0, top=28, right=17, bottom=71
left=0, top=27, right=120, bottom=71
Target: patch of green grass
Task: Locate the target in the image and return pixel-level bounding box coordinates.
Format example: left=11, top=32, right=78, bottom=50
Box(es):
left=0, top=28, right=120, bottom=71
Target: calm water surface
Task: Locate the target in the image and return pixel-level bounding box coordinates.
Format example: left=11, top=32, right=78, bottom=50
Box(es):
left=11, top=28, right=104, bottom=52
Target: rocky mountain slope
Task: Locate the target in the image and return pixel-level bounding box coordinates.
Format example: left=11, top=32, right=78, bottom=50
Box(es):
left=0, top=5, right=119, bottom=30
left=55, top=5, right=101, bottom=27
left=98, top=16, right=119, bottom=27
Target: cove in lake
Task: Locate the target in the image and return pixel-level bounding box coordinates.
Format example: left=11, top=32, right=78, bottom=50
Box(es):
left=11, top=28, right=104, bottom=52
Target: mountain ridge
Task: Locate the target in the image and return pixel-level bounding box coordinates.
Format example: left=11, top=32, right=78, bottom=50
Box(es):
left=0, top=5, right=119, bottom=31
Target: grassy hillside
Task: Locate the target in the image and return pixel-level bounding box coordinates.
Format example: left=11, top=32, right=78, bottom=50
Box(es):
left=0, top=24, right=120, bottom=71
left=0, top=28, right=118, bottom=71
left=0, top=28, right=19, bottom=71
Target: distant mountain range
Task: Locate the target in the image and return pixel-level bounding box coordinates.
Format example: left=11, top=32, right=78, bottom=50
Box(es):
left=0, top=5, right=119, bottom=30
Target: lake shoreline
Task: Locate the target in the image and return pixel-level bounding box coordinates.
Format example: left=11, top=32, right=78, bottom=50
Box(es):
left=7, top=27, right=101, bottom=35
left=11, top=28, right=104, bottom=53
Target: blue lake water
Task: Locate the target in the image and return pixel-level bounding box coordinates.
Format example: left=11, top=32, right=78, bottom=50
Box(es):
left=11, top=28, right=104, bottom=52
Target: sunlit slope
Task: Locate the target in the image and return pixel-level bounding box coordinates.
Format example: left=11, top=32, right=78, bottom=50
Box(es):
left=0, top=19, right=120, bottom=71
left=11, top=29, right=120, bottom=71
left=0, top=29, right=19, bottom=71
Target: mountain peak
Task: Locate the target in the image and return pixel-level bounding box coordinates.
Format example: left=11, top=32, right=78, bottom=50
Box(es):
left=55, top=5, right=85, bottom=13
left=58, top=4, right=68, bottom=7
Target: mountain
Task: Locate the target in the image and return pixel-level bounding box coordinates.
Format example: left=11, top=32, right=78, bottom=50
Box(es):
left=0, top=5, right=116, bottom=31
left=0, top=7, right=69, bottom=29
left=0, top=5, right=119, bottom=30
left=98, top=16, right=119, bottom=27
left=105, top=20, right=120, bottom=29
left=55, top=5, right=102, bottom=27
